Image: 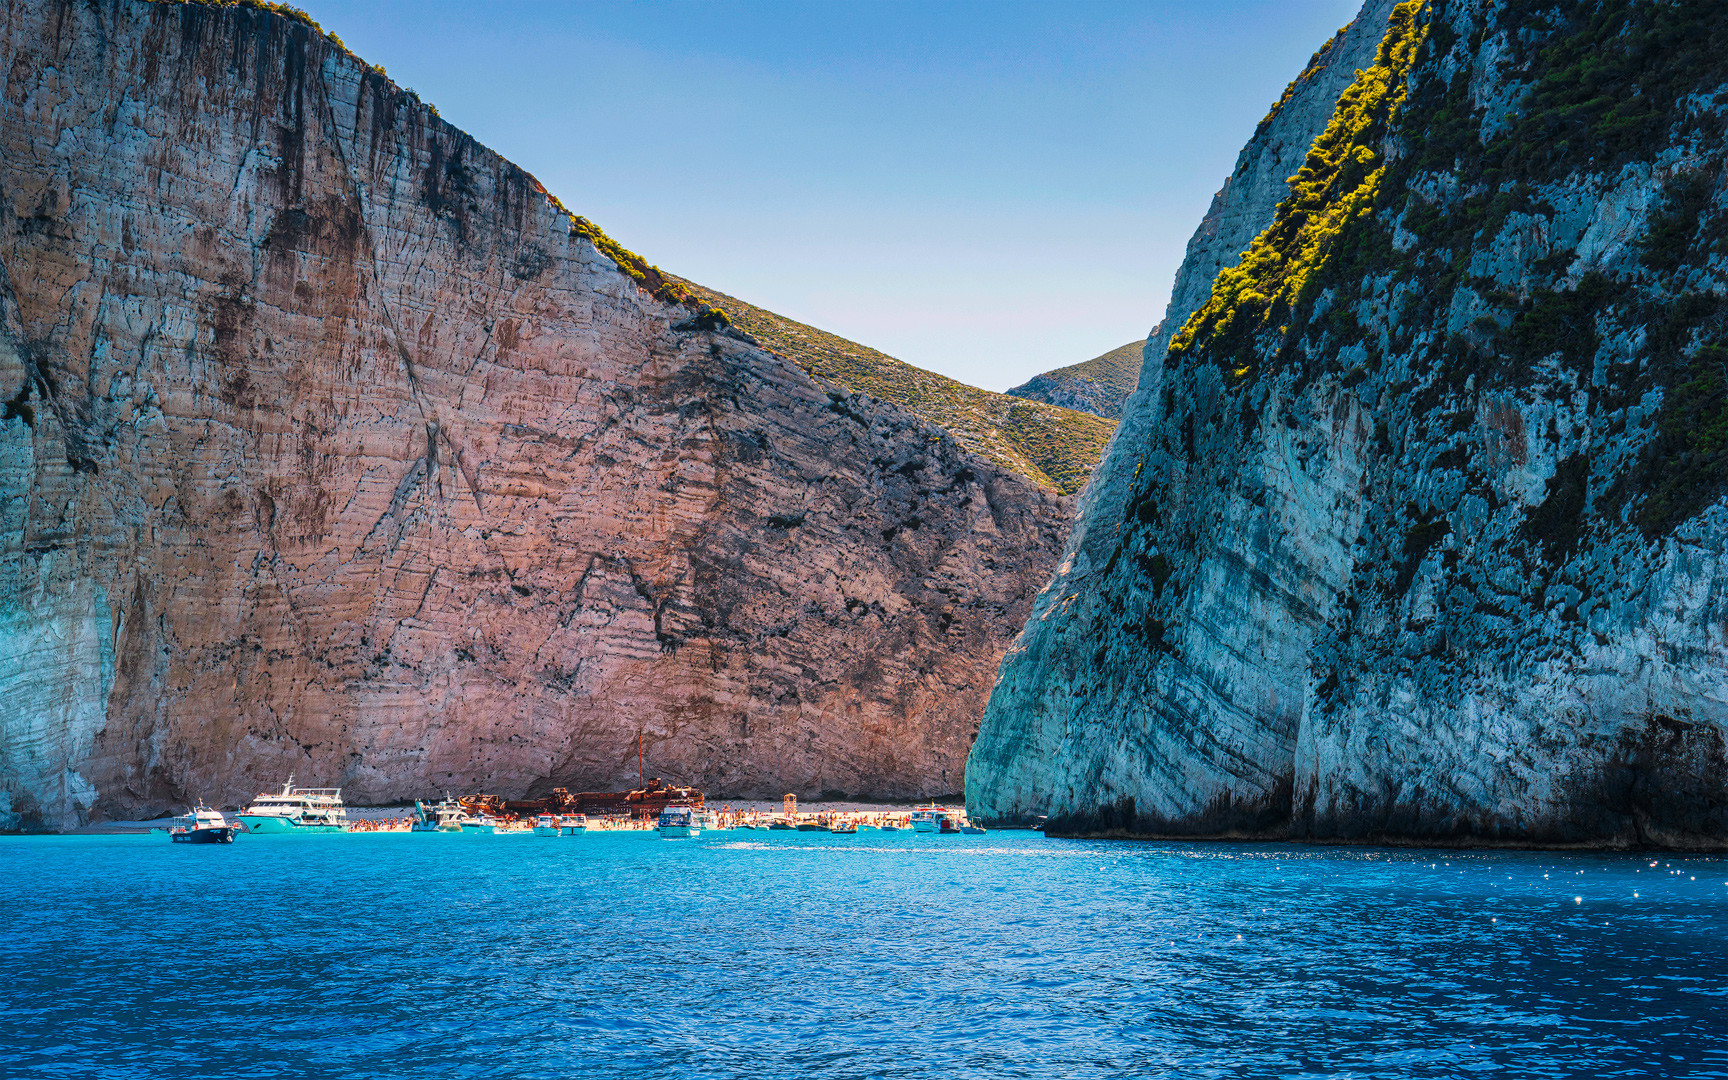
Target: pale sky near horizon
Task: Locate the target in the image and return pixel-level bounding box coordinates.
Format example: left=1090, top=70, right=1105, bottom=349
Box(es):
left=300, top=0, right=1364, bottom=393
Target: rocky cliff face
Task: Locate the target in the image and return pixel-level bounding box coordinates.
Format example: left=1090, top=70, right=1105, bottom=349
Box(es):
left=0, top=0, right=1071, bottom=830
left=969, top=0, right=1728, bottom=850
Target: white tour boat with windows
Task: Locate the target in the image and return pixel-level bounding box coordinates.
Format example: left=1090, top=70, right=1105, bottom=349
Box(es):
left=558, top=814, right=587, bottom=835
left=533, top=814, right=561, bottom=836
left=459, top=814, right=501, bottom=834
left=237, top=778, right=348, bottom=834
left=657, top=805, right=700, bottom=838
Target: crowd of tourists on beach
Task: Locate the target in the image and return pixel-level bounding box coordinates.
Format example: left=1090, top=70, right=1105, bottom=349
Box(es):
left=335, top=807, right=935, bottom=833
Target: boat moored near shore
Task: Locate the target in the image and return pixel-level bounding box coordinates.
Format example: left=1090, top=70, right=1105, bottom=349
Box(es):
left=657, top=805, right=700, bottom=838
left=412, top=798, right=472, bottom=833
left=910, top=806, right=945, bottom=833
left=237, top=779, right=348, bottom=834
left=169, top=804, right=236, bottom=844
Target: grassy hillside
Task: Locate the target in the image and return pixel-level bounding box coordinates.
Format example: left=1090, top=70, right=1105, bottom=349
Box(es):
left=673, top=279, right=1115, bottom=496
left=1005, top=340, right=1145, bottom=420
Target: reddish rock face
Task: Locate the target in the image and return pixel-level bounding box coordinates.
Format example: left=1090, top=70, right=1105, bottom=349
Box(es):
left=0, top=0, right=1070, bottom=829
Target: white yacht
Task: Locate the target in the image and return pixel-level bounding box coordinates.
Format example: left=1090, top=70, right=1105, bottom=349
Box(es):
left=558, top=814, right=587, bottom=836
left=910, top=805, right=947, bottom=834
left=237, top=778, right=348, bottom=834
left=657, top=805, right=700, bottom=838
left=533, top=814, right=561, bottom=836
left=412, top=797, right=472, bottom=833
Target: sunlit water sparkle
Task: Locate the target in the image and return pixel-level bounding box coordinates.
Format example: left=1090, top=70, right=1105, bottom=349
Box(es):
left=3, top=831, right=1725, bottom=1078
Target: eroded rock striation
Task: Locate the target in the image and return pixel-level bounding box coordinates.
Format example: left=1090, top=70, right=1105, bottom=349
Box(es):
left=0, top=0, right=1072, bottom=830
left=969, top=0, right=1728, bottom=850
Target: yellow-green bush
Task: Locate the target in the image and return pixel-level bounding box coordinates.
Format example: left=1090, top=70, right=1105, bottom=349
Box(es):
left=1168, top=1, right=1429, bottom=383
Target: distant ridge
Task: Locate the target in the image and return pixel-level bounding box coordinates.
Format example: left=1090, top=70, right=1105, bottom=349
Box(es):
left=1005, top=338, right=1147, bottom=421
left=673, top=278, right=1115, bottom=496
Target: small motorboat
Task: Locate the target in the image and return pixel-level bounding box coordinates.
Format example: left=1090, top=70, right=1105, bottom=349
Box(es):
left=533, top=814, right=561, bottom=836
left=961, top=824, right=987, bottom=835
left=830, top=820, right=858, bottom=835
left=459, top=815, right=501, bottom=834
left=558, top=814, right=587, bottom=836
left=796, top=821, right=831, bottom=833
left=768, top=819, right=796, bottom=831
left=169, top=804, right=237, bottom=844
left=878, top=824, right=901, bottom=833
left=657, top=805, right=701, bottom=838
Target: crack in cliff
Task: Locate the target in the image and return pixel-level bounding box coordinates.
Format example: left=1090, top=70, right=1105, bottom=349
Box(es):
left=0, top=252, right=102, bottom=474
left=300, top=42, right=489, bottom=516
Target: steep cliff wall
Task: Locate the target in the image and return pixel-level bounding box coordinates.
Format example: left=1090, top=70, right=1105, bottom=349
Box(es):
left=969, top=0, right=1728, bottom=850
left=967, top=0, right=1399, bottom=822
left=0, top=0, right=1072, bottom=829
left=1027, top=0, right=1402, bottom=664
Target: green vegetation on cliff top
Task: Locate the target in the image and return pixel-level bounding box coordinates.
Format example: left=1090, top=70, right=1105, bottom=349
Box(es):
left=1249, top=20, right=1354, bottom=147
left=1169, top=0, right=1429, bottom=382
left=1165, top=0, right=1728, bottom=547
left=672, top=280, right=1115, bottom=496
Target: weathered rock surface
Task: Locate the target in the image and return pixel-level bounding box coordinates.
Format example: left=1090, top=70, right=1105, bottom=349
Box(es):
left=0, top=0, right=1071, bottom=830
left=969, top=0, right=1728, bottom=850
left=1007, top=340, right=1144, bottom=421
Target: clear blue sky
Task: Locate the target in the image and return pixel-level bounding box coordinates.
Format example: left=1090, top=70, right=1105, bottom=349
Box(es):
left=302, top=0, right=1364, bottom=392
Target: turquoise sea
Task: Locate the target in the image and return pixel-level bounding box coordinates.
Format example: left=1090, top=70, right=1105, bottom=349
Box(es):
left=3, top=830, right=1725, bottom=1078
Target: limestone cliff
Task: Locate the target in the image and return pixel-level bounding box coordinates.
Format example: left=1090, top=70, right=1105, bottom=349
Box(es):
left=969, top=0, right=1728, bottom=850
left=0, top=0, right=1072, bottom=830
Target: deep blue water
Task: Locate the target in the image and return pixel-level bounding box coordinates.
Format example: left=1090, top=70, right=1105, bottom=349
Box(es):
left=3, top=831, right=1726, bottom=1079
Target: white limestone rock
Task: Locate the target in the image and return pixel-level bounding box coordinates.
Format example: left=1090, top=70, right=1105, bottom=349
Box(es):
left=970, top=0, right=1728, bottom=850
